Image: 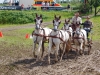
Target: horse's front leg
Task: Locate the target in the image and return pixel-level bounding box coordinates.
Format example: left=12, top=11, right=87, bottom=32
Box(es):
left=55, top=44, right=59, bottom=62
left=41, top=41, right=44, bottom=60
left=48, top=38, right=52, bottom=64
left=36, top=40, right=42, bottom=61
left=33, top=41, right=37, bottom=58
left=79, top=41, right=84, bottom=55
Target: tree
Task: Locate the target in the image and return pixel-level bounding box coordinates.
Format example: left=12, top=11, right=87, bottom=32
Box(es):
left=88, top=0, right=100, bottom=16
left=93, top=0, right=100, bottom=16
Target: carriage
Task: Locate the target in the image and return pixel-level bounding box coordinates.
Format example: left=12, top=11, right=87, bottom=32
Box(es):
left=32, top=14, right=93, bottom=64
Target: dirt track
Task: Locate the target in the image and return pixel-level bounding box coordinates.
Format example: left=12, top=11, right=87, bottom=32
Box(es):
left=0, top=22, right=100, bottom=75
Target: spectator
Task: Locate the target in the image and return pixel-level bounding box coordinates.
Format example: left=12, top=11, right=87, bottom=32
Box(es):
left=67, top=4, right=70, bottom=9
left=41, top=1, right=45, bottom=10
left=21, top=4, right=24, bottom=10
left=46, top=2, right=50, bottom=10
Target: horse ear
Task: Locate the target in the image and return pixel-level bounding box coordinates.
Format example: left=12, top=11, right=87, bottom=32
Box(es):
left=35, top=13, right=38, bottom=17
left=34, top=19, right=36, bottom=22
left=59, top=16, right=61, bottom=19
left=53, top=20, right=54, bottom=23
left=40, top=14, right=42, bottom=18
left=65, top=19, right=67, bottom=22
left=68, top=19, right=70, bottom=22
left=54, top=15, right=57, bottom=19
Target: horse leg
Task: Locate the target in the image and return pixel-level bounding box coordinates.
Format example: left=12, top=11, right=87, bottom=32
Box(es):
left=59, top=44, right=62, bottom=57
left=79, top=42, right=84, bottom=55
left=60, top=43, right=66, bottom=61
left=33, top=42, right=37, bottom=58
left=41, top=41, right=44, bottom=60
left=48, top=38, right=52, bottom=64
left=36, top=40, right=42, bottom=61
left=55, top=44, right=59, bottom=62
left=82, top=42, right=85, bottom=55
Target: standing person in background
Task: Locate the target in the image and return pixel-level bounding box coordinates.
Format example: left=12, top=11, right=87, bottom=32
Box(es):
left=46, top=2, right=50, bottom=10
left=71, top=12, right=82, bottom=31
left=67, top=3, right=70, bottom=9
left=41, top=1, right=45, bottom=10
left=21, top=4, right=24, bottom=10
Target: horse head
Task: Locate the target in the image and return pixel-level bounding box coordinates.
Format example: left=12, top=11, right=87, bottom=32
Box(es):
left=74, top=28, right=82, bottom=38
left=34, top=13, right=43, bottom=30
left=53, top=15, right=61, bottom=31
left=64, top=19, right=70, bottom=30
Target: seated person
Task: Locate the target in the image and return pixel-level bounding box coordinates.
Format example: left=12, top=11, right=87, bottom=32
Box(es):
left=67, top=4, right=70, bottom=9
left=81, top=16, right=93, bottom=39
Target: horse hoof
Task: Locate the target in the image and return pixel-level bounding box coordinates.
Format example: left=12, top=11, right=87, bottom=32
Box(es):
left=33, top=55, right=37, bottom=58
left=55, top=59, right=58, bottom=63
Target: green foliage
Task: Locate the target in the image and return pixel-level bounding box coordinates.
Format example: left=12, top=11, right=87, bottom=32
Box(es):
left=0, top=10, right=73, bottom=25
left=0, top=11, right=35, bottom=24
left=79, top=3, right=91, bottom=14
left=92, top=0, right=100, bottom=7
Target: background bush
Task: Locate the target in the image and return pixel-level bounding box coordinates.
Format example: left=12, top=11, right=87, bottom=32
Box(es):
left=0, top=10, right=73, bottom=24
left=0, top=11, right=35, bottom=24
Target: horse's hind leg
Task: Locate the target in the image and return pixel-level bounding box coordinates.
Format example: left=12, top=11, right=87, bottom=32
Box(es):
left=60, top=43, right=66, bottom=61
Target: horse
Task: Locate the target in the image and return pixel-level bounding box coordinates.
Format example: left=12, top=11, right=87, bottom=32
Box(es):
left=73, top=28, right=87, bottom=55
left=62, top=19, right=73, bottom=40
left=61, top=19, right=73, bottom=56
left=48, top=15, right=70, bottom=64
left=32, top=13, right=52, bottom=61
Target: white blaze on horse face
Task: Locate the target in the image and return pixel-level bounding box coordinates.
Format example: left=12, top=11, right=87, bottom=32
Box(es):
left=36, top=19, right=42, bottom=25
left=36, top=24, right=40, bottom=29
left=53, top=20, right=60, bottom=30
left=35, top=19, right=42, bottom=29
left=64, top=24, right=69, bottom=30
left=54, top=25, right=58, bottom=30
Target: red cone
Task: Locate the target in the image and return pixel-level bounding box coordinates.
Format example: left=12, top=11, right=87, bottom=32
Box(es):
left=25, top=34, right=30, bottom=39
left=0, top=31, right=3, bottom=37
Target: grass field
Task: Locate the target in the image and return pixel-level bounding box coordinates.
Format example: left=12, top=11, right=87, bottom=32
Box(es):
left=0, top=11, right=100, bottom=44
left=0, top=9, right=100, bottom=75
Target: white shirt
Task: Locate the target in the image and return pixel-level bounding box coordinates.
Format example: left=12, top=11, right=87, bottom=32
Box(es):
left=71, top=16, right=82, bottom=25
left=42, top=2, right=45, bottom=6
left=46, top=2, right=50, bottom=6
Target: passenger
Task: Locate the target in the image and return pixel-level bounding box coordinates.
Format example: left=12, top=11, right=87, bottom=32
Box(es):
left=81, top=16, right=93, bottom=39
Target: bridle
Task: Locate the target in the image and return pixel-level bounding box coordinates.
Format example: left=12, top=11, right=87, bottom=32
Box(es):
left=53, top=16, right=61, bottom=31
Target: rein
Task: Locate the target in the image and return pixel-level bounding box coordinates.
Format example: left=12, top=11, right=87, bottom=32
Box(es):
left=32, top=30, right=65, bottom=42
left=32, top=28, right=45, bottom=37
left=74, top=37, right=84, bottom=39
left=73, top=31, right=84, bottom=40
left=49, top=31, right=65, bottom=43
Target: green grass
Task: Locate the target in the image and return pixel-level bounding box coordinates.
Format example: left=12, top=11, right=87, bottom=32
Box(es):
left=91, top=16, right=100, bottom=40
left=0, top=10, right=100, bottom=50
